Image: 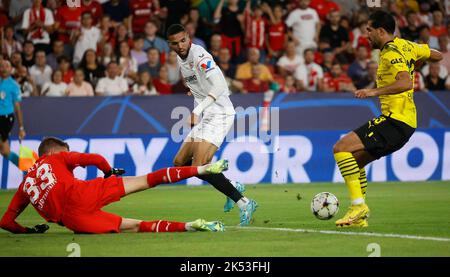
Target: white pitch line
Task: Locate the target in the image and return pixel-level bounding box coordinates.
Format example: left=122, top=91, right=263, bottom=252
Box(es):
left=229, top=226, right=450, bottom=242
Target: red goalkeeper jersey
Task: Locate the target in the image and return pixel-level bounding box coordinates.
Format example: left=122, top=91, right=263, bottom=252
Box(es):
left=0, top=151, right=111, bottom=233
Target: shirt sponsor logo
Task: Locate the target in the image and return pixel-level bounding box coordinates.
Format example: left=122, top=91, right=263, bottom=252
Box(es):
left=184, top=75, right=198, bottom=83
left=390, top=58, right=403, bottom=64
left=200, top=60, right=214, bottom=73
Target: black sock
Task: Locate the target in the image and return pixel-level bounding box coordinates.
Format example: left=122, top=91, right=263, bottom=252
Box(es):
left=197, top=174, right=243, bottom=202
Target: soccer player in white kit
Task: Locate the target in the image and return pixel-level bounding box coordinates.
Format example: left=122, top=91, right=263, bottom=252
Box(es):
left=166, top=24, right=257, bottom=226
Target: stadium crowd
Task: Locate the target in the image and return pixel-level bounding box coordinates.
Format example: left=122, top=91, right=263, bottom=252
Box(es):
left=0, top=0, right=449, bottom=97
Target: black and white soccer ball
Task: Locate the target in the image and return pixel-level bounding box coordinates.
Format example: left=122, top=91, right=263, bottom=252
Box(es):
left=311, top=192, right=339, bottom=220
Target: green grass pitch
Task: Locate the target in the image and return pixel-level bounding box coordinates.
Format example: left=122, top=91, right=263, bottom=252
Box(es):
left=0, top=181, right=449, bottom=257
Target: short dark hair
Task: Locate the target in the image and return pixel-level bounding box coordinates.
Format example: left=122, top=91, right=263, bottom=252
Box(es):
left=166, top=24, right=186, bottom=39
left=369, top=11, right=396, bottom=34
left=38, top=137, right=70, bottom=157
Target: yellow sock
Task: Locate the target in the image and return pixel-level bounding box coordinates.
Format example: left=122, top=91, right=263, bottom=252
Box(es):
left=334, top=152, right=364, bottom=205
left=359, top=168, right=367, bottom=199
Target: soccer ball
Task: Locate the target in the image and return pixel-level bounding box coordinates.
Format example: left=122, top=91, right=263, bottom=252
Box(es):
left=311, top=192, right=339, bottom=220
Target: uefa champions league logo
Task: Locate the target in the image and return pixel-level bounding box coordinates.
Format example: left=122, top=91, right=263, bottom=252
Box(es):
left=366, top=0, right=381, bottom=7
left=67, top=0, right=81, bottom=8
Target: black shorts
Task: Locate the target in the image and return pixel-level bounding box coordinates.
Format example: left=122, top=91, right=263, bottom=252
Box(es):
left=354, top=115, right=415, bottom=159
left=0, top=113, right=15, bottom=142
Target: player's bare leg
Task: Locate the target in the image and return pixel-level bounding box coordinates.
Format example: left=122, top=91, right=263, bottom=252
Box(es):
left=333, top=131, right=370, bottom=227
left=173, top=139, right=195, bottom=167
left=119, top=217, right=224, bottom=233
left=190, top=139, right=257, bottom=226
left=121, top=159, right=229, bottom=195
left=0, top=140, right=19, bottom=168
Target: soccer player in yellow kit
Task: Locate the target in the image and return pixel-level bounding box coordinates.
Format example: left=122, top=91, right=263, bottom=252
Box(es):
left=333, top=11, right=443, bottom=227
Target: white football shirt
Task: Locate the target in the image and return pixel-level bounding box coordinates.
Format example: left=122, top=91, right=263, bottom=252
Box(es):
left=177, top=43, right=235, bottom=115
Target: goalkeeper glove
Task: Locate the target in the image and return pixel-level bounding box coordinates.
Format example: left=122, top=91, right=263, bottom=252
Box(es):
left=25, top=224, right=49, bottom=234
left=104, top=168, right=126, bottom=178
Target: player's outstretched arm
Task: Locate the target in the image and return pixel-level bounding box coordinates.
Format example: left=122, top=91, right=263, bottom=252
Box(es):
left=354, top=71, right=412, bottom=98
left=428, top=49, right=443, bottom=62
left=0, top=189, right=42, bottom=234
left=63, top=152, right=112, bottom=175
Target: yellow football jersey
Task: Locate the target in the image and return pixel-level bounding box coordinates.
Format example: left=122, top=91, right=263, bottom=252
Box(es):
left=376, top=37, right=430, bottom=128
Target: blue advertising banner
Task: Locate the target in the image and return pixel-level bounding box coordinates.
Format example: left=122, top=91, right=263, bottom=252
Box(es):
left=2, top=129, right=448, bottom=189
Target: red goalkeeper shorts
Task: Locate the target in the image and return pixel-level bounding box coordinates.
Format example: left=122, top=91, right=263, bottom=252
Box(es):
left=61, top=176, right=126, bottom=234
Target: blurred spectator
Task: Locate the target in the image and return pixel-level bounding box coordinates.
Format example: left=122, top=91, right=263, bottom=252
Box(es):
left=111, top=23, right=133, bottom=53
left=131, top=35, right=148, bottom=66
left=319, top=10, right=349, bottom=57
left=348, top=45, right=369, bottom=86
left=133, top=71, right=157, bottom=95
left=236, top=48, right=273, bottom=82
left=54, top=2, right=82, bottom=57
left=214, top=0, right=245, bottom=60
left=417, top=0, right=433, bottom=27
left=218, top=47, right=237, bottom=79
left=209, top=34, right=222, bottom=60
left=388, top=1, right=407, bottom=30
left=159, top=0, right=190, bottom=29
left=303, top=48, right=324, bottom=91
left=143, top=20, right=170, bottom=60
left=57, top=56, right=74, bottom=84
left=8, top=0, right=33, bottom=33
left=99, top=15, right=115, bottom=46
left=82, top=0, right=103, bottom=25
left=22, top=40, right=35, bottom=69
left=67, top=69, right=95, bottom=97
left=138, top=47, right=161, bottom=78
left=166, top=51, right=180, bottom=85
left=10, top=52, right=23, bottom=74
left=73, top=11, right=101, bottom=66
left=281, top=74, right=297, bottom=93
left=293, top=62, right=307, bottom=91
left=102, top=0, right=131, bottom=27
left=357, top=61, right=377, bottom=89
left=277, top=41, right=303, bottom=77
left=242, top=65, right=270, bottom=94
left=243, top=2, right=266, bottom=59
left=79, top=49, right=106, bottom=88
left=100, top=43, right=116, bottom=67
left=309, top=0, right=340, bottom=22
left=129, top=0, right=160, bottom=35
left=188, top=7, right=211, bottom=46
left=152, top=65, right=172, bottom=94
left=430, top=10, right=446, bottom=37
left=418, top=25, right=439, bottom=49
left=438, top=35, right=450, bottom=74
left=351, top=20, right=370, bottom=51
left=323, top=63, right=355, bottom=92
left=22, top=0, right=54, bottom=54
left=401, top=11, right=420, bottom=42
left=46, top=40, right=65, bottom=71
left=321, top=49, right=334, bottom=74
left=117, top=40, right=138, bottom=85
left=14, top=65, right=38, bottom=97
left=425, top=62, right=447, bottom=91
left=96, top=61, right=129, bottom=96
left=185, top=21, right=206, bottom=49
left=286, top=0, right=320, bottom=58
left=400, top=11, right=419, bottom=41
left=41, top=70, right=67, bottom=97
left=264, top=4, right=287, bottom=64
left=29, top=50, right=52, bottom=91
left=1, top=25, right=22, bottom=58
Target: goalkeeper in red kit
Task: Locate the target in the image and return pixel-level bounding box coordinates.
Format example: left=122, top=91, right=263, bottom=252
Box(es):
left=0, top=137, right=228, bottom=234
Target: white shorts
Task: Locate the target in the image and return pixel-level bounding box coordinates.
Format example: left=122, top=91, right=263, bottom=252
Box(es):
left=186, top=113, right=235, bottom=148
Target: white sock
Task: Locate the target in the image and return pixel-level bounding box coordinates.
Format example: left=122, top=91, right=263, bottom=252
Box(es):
left=236, top=197, right=249, bottom=209
left=197, top=164, right=207, bottom=175
left=351, top=198, right=365, bottom=205
left=185, top=222, right=196, bottom=232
